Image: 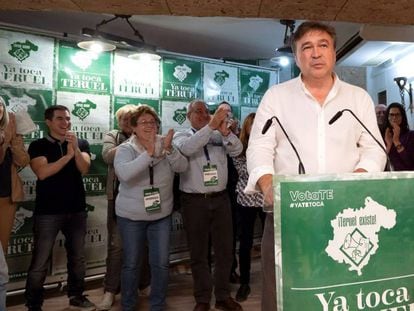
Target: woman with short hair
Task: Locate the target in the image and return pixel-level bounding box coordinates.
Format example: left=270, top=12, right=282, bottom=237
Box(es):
left=114, top=104, right=187, bottom=311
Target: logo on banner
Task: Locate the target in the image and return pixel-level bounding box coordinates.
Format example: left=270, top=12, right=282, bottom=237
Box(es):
left=72, top=99, right=97, bottom=121
left=248, top=75, right=264, bottom=91
left=71, top=51, right=98, bottom=70
left=214, top=70, right=229, bottom=86
left=12, top=207, right=33, bottom=233
left=173, top=64, right=192, bottom=82
left=9, top=40, right=39, bottom=62
left=325, top=197, right=396, bottom=275
left=173, top=107, right=187, bottom=125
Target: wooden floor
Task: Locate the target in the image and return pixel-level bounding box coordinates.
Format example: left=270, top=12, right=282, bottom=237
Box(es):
left=6, top=256, right=262, bottom=310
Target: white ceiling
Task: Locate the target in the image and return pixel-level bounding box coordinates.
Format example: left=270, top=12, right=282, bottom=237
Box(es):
left=1, top=10, right=414, bottom=69
left=0, top=10, right=362, bottom=61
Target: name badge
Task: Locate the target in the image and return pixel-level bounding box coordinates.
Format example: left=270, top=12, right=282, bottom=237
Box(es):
left=143, top=188, right=161, bottom=213
left=203, top=164, right=219, bottom=186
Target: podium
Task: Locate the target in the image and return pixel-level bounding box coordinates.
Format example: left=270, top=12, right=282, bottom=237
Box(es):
left=273, top=172, right=414, bottom=311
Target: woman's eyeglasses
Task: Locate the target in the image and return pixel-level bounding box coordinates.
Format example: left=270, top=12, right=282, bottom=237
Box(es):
left=137, top=120, right=158, bottom=127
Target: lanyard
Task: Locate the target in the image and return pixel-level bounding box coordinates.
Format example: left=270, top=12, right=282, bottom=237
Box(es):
left=192, top=128, right=211, bottom=165
left=149, top=162, right=154, bottom=188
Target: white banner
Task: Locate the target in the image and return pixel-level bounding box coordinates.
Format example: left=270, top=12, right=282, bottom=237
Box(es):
left=0, top=29, right=54, bottom=89
left=203, top=63, right=239, bottom=106
left=56, top=91, right=110, bottom=145
left=113, top=51, right=160, bottom=99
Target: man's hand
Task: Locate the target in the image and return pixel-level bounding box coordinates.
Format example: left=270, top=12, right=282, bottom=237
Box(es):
left=258, top=174, right=274, bottom=211
left=208, top=106, right=228, bottom=130
left=65, top=131, right=79, bottom=151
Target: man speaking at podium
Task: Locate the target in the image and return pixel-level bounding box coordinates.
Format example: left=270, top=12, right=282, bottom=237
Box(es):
left=245, top=21, right=386, bottom=310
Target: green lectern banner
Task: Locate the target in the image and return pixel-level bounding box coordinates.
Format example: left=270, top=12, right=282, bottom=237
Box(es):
left=274, top=172, right=414, bottom=311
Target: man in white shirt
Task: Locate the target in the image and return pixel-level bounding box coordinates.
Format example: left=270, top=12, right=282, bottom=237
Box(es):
left=174, top=100, right=243, bottom=311
left=245, top=21, right=386, bottom=310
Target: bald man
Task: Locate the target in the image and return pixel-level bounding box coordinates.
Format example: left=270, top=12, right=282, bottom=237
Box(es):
left=375, top=104, right=387, bottom=137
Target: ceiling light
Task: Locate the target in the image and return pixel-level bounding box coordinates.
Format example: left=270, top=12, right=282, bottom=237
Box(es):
left=128, top=52, right=161, bottom=61
left=77, top=14, right=158, bottom=56
left=77, top=40, right=116, bottom=53
left=275, top=20, right=296, bottom=55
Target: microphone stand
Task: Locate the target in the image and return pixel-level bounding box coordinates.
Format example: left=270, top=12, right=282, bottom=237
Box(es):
left=262, top=116, right=306, bottom=174
left=329, top=109, right=393, bottom=171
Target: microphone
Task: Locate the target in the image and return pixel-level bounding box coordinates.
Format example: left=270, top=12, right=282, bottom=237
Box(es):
left=261, top=116, right=306, bottom=174
left=328, top=109, right=393, bottom=171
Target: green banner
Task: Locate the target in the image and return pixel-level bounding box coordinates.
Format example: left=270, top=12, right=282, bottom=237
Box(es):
left=239, top=68, right=270, bottom=107
left=6, top=201, right=36, bottom=281
left=162, top=57, right=201, bottom=100
left=57, top=42, right=111, bottom=94
left=274, top=172, right=414, bottom=311
left=84, top=144, right=106, bottom=195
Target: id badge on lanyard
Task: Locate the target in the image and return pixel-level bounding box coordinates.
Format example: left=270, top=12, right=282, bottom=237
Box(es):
left=143, top=163, right=161, bottom=213
left=203, top=145, right=219, bottom=186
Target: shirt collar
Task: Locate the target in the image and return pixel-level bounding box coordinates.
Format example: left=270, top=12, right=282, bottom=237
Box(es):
left=46, top=133, right=65, bottom=144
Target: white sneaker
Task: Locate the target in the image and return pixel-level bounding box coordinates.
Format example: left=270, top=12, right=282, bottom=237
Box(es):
left=96, top=292, right=115, bottom=311
left=139, top=286, right=151, bottom=297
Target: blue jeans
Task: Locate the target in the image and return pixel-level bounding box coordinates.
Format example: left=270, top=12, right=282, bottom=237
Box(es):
left=0, top=240, right=8, bottom=311
left=117, top=215, right=171, bottom=311
left=24, top=212, right=87, bottom=308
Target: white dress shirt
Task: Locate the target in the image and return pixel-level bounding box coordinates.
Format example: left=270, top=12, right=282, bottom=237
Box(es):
left=246, top=74, right=386, bottom=193
left=174, top=124, right=243, bottom=193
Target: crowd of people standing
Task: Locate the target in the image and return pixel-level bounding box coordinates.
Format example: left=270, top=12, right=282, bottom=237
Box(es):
left=1, top=20, right=414, bottom=311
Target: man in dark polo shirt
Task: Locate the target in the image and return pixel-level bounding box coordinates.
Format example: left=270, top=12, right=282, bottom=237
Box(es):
left=24, top=105, right=94, bottom=311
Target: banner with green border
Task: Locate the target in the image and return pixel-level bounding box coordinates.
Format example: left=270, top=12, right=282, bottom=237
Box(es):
left=274, top=172, right=414, bottom=311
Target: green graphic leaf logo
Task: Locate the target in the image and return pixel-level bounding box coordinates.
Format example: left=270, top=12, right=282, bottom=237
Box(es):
left=248, top=75, right=264, bottom=92
left=72, top=99, right=97, bottom=121
left=173, top=108, right=187, bottom=125
left=214, top=70, right=230, bottom=86
left=173, top=64, right=192, bottom=82
left=8, top=40, right=39, bottom=62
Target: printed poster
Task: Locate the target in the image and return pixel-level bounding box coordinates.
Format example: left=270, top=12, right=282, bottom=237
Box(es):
left=160, top=100, right=190, bottom=134
left=6, top=201, right=36, bottom=281
left=113, top=97, right=159, bottom=129
left=113, top=51, right=160, bottom=99
left=203, top=63, right=238, bottom=106
left=240, top=106, right=257, bottom=126
left=162, top=57, right=202, bottom=101
left=52, top=196, right=107, bottom=274
left=239, top=68, right=270, bottom=107
left=0, top=87, right=53, bottom=144
left=274, top=172, right=414, bottom=311
left=0, top=29, right=55, bottom=89
left=57, top=42, right=111, bottom=94
left=56, top=91, right=110, bottom=145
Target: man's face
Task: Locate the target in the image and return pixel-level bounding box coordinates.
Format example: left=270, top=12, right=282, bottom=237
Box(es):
left=46, top=109, right=71, bottom=138
left=294, top=30, right=336, bottom=81
left=375, top=105, right=387, bottom=126
left=188, top=102, right=210, bottom=130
